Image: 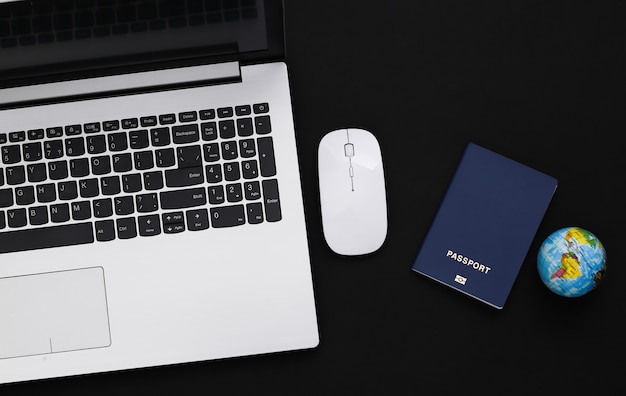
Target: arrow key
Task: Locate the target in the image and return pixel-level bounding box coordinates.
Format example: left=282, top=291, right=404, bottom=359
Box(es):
left=163, top=222, right=185, bottom=234
left=138, top=214, right=161, bottom=236
left=162, top=211, right=184, bottom=225
left=186, top=208, right=209, bottom=231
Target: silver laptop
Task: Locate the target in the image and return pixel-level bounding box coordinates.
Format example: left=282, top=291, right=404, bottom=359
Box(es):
left=0, top=0, right=318, bottom=384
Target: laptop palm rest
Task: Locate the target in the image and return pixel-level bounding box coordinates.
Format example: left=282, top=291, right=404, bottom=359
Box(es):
left=0, top=267, right=111, bottom=360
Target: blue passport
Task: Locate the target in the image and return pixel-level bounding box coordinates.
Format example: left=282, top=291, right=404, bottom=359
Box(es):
left=412, top=143, right=558, bottom=309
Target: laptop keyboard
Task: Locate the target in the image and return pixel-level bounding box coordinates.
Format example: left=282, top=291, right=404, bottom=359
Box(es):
left=0, top=102, right=281, bottom=254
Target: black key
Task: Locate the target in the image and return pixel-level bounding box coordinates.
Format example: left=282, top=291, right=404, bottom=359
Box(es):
left=221, top=141, right=238, bottom=160
left=84, top=122, right=101, bottom=133
left=246, top=202, right=264, bottom=224
left=200, top=122, right=217, bottom=141
left=129, top=129, right=149, bottom=149
left=219, top=120, right=235, bottom=139
left=172, top=124, right=200, bottom=144
left=165, top=166, right=204, bottom=187
left=65, top=137, right=85, bottom=156
left=258, top=137, right=276, bottom=177
left=95, top=220, right=115, bottom=241
left=138, top=214, right=160, bottom=236
left=103, top=120, right=119, bottom=131
left=2, top=145, right=21, bottom=164
left=122, top=118, right=139, bottom=129
left=44, top=140, right=64, bottom=159
left=162, top=212, right=185, bottom=233
left=87, top=135, right=106, bottom=154
left=36, top=183, right=56, bottom=203
left=236, top=117, right=253, bottom=136
left=140, top=116, right=157, bottom=127
left=205, top=164, right=222, bottom=183
left=262, top=179, right=281, bottom=222
left=156, top=148, right=175, bottom=167
left=26, top=163, right=47, bottom=182
left=244, top=181, right=261, bottom=200
left=217, top=107, right=233, bottom=118
left=226, top=183, right=243, bottom=202
left=91, top=156, right=111, bottom=175
left=58, top=181, right=78, bottom=200
left=186, top=208, right=209, bottom=231
left=235, top=105, right=252, bottom=116
left=28, top=205, right=48, bottom=225
left=115, top=196, right=134, bottom=215
left=71, top=200, right=92, bottom=220
left=122, top=173, right=142, bottom=193
left=7, top=208, right=27, bottom=228
left=116, top=217, right=137, bottom=239
left=79, top=178, right=99, bottom=198
left=159, top=114, right=176, bottom=124
left=70, top=158, right=90, bottom=177
left=210, top=205, right=245, bottom=228
left=136, top=193, right=158, bottom=213
left=0, top=211, right=4, bottom=229
left=23, top=142, right=43, bottom=161
left=6, top=166, right=25, bottom=185
left=134, top=151, right=154, bottom=170
left=160, top=187, right=206, bottom=209
left=253, top=103, right=269, bottom=114
left=46, top=127, right=63, bottom=139
left=150, top=127, right=170, bottom=146
left=163, top=222, right=184, bottom=234
left=0, top=222, right=94, bottom=253
left=176, top=145, right=202, bottom=167
left=0, top=188, right=13, bottom=208
left=101, top=176, right=121, bottom=196
left=108, top=132, right=128, bottom=151
left=178, top=111, right=197, bottom=123
left=162, top=211, right=184, bottom=224
left=203, top=143, right=220, bottom=162
left=28, top=129, right=45, bottom=140
left=241, top=160, right=258, bottom=179
left=50, top=203, right=70, bottom=223
left=144, top=171, right=164, bottom=190
left=199, top=109, right=215, bottom=120
left=254, top=115, right=271, bottom=134
left=113, top=153, right=133, bottom=172
left=223, top=162, right=240, bottom=182
left=208, top=185, right=226, bottom=206
left=48, top=161, right=68, bottom=180
left=15, top=186, right=35, bottom=205
left=93, top=198, right=113, bottom=218
left=65, top=125, right=82, bottom=136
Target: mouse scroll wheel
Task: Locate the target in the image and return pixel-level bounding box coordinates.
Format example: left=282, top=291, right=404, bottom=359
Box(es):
left=344, top=143, right=355, bottom=157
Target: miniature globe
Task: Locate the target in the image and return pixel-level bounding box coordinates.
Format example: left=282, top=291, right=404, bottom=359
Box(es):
left=537, top=227, right=606, bottom=297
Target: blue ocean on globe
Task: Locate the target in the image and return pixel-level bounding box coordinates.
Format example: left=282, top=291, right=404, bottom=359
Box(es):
left=537, top=227, right=606, bottom=297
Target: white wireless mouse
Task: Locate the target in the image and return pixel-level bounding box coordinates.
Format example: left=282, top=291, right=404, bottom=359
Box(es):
left=318, top=128, right=388, bottom=256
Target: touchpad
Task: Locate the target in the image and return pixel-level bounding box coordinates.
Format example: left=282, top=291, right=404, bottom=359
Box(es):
left=0, top=267, right=111, bottom=360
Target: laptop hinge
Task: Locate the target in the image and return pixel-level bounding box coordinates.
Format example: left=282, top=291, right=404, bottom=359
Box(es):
left=0, top=61, right=242, bottom=109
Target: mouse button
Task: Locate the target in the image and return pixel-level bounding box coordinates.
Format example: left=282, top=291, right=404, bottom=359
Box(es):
left=344, top=143, right=355, bottom=157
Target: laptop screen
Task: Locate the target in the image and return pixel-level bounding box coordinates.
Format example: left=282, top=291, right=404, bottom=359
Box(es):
left=0, top=0, right=285, bottom=88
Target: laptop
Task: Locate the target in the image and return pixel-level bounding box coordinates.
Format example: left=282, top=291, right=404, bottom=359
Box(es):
left=0, top=0, right=318, bottom=384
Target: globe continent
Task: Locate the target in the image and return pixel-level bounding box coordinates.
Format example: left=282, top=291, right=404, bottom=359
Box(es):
left=537, top=227, right=606, bottom=297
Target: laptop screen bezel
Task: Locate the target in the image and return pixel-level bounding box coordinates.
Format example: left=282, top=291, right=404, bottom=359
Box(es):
left=0, top=0, right=286, bottom=89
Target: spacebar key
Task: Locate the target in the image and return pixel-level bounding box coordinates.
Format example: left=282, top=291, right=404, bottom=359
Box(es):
left=0, top=223, right=94, bottom=254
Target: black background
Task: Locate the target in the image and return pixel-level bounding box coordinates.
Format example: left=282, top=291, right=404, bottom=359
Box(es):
left=4, top=1, right=625, bottom=394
